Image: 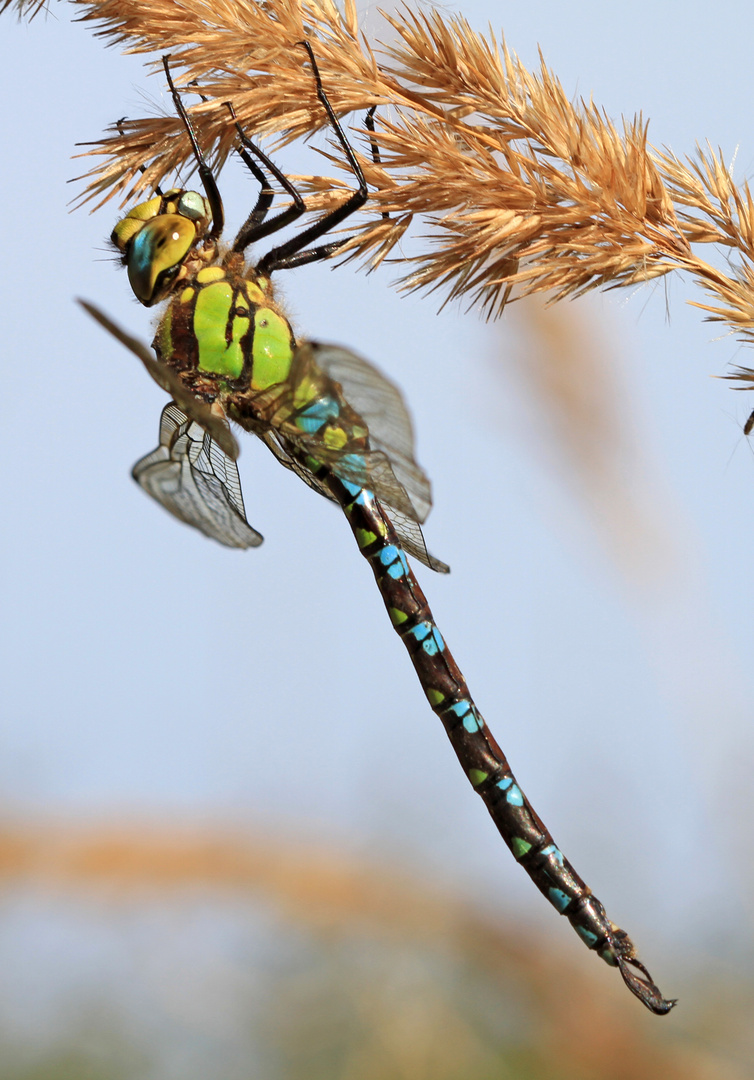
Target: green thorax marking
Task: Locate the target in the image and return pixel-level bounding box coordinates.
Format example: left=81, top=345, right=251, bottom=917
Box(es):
left=155, top=258, right=295, bottom=390
left=251, top=307, right=296, bottom=391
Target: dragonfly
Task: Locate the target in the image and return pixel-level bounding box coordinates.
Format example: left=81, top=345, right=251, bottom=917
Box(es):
left=81, top=43, right=675, bottom=1015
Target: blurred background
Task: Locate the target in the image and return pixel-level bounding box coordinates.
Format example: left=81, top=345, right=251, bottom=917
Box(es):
left=2, top=1, right=754, bottom=1076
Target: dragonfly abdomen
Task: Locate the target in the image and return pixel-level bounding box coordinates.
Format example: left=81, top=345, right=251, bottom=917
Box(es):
left=327, top=471, right=675, bottom=1015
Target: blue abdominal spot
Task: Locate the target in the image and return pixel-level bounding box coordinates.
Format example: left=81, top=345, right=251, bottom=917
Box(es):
left=378, top=545, right=409, bottom=579
left=407, top=621, right=445, bottom=656
left=297, top=396, right=340, bottom=433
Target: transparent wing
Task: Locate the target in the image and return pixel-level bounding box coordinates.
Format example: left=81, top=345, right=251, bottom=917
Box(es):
left=133, top=403, right=263, bottom=549
left=259, top=430, right=336, bottom=503
left=279, top=343, right=449, bottom=573
left=330, top=447, right=449, bottom=574
left=305, top=342, right=432, bottom=522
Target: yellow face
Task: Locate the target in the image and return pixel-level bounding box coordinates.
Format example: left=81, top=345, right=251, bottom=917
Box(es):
left=111, top=189, right=212, bottom=306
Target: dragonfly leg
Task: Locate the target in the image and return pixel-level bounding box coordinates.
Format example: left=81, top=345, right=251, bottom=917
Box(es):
left=255, top=41, right=368, bottom=276
left=365, top=106, right=390, bottom=222
left=226, top=102, right=310, bottom=252
left=162, top=55, right=225, bottom=242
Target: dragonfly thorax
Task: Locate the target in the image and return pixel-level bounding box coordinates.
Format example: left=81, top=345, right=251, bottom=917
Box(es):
left=154, top=255, right=297, bottom=404
left=112, top=188, right=214, bottom=308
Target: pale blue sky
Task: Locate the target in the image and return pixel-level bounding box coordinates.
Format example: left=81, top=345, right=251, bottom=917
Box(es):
left=2, top=0, right=754, bottom=1007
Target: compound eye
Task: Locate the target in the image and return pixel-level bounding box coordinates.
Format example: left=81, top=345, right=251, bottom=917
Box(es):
left=126, top=214, right=197, bottom=305
left=177, top=190, right=209, bottom=222
left=110, top=194, right=164, bottom=251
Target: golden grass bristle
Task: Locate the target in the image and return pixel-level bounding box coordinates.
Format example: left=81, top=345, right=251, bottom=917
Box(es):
left=0, top=0, right=48, bottom=16
left=11, top=0, right=754, bottom=346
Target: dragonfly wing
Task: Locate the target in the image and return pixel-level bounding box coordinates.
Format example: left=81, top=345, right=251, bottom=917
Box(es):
left=78, top=298, right=240, bottom=460
left=133, top=402, right=263, bottom=549
left=323, top=447, right=445, bottom=570
left=304, top=341, right=433, bottom=523
left=376, top=498, right=450, bottom=574
left=259, top=430, right=336, bottom=504
left=282, top=344, right=449, bottom=573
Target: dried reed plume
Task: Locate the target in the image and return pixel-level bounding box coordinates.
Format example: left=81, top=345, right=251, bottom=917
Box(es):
left=7, top=0, right=754, bottom=372
left=0, top=819, right=730, bottom=1080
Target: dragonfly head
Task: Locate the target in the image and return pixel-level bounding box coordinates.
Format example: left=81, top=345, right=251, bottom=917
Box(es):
left=111, top=188, right=213, bottom=307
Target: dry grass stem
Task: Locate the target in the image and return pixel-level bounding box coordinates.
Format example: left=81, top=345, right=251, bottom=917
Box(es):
left=8, top=0, right=754, bottom=353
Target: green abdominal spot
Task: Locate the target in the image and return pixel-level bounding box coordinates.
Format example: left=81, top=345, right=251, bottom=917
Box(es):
left=194, top=281, right=247, bottom=378
left=511, top=837, right=532, bottom=860
left=355, top=527, right=378, bottom=550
